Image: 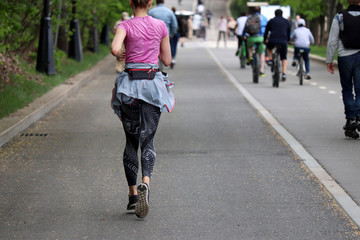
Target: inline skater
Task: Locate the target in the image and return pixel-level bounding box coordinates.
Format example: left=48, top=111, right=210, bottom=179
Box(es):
left=326, top=0, right=360, bottom=139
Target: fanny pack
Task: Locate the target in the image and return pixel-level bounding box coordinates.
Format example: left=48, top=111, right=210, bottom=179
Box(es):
left=125, top=68, right=158, bottom=80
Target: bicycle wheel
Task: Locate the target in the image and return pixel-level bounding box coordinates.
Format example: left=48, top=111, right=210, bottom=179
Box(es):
left=252, top=53, right=260, bottom=83
left=240, top=46, right=246, bottom=69
left=272, top=53, right=280, bottom=88
left=298, top=56, right=303, bottom=85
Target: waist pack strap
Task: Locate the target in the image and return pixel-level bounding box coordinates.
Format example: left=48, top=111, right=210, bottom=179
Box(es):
left=125, top=68, right=158, bottom=80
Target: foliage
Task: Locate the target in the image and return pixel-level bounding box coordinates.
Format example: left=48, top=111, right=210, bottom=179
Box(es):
left=0, top=0, right=130, bottom=89
left=0, top=0, right=42, bottom=54
left=0, top=0, right=131, bottom=55
left=0, top=44, right=110, bottom=119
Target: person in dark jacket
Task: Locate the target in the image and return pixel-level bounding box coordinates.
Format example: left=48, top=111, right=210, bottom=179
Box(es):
left=264, top=9, right=291, bottom=81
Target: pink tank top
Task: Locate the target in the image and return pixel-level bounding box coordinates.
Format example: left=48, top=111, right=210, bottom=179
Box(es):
left=118, top=16, right=168, bottom=64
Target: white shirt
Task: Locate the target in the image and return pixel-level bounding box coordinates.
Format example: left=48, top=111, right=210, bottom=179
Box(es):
left=291, top=26, right=314, bottom=48
left=236, top=16, right=247, bottom=36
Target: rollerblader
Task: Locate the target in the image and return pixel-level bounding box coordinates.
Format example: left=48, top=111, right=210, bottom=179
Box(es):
left=326, top=0, right=360, bottom=139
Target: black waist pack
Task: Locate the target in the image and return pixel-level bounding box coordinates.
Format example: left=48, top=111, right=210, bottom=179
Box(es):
left=125, top=68, right=158, bottom=80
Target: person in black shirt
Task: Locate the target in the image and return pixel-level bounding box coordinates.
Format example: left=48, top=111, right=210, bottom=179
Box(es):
left=264, top=9, right=291, bottom=81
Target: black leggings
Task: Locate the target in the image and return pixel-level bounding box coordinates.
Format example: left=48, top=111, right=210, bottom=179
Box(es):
left=120, top=100, right=161, bottom=186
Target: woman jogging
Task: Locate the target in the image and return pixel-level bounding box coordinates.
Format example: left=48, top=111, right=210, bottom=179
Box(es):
left=110, top=0, right=175, bottom=218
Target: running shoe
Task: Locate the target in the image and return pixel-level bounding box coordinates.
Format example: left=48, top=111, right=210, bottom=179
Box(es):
left=266, top=60, right=273, bottom=67
left=291, top=61, right=297, bottom=67
left=305, top=74, right=311, bottom=80
left=282, top=73, right=287, bottom=81
left=135, top=183, right=150, bottom=218
left=260, top=72, right=266, bottom=77
left=127, top=195, right=138, bottom=210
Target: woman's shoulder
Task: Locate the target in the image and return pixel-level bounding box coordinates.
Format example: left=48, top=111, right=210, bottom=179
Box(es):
left=148, top=16, right=166, bottom=25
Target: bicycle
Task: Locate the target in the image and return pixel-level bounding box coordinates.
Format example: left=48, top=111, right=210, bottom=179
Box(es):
left=251, top=43, right=261, bottom=83
left=271, top=45, right=281, bottom=88
left=296, top=49, right=306, bottom=86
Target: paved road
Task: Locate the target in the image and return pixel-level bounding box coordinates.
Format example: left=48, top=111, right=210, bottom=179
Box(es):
left=1, top=0, right=360, bottom=239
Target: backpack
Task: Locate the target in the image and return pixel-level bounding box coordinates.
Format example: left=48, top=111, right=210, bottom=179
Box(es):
left=245, top=14, right=261, bottom=36
left=339, top=10, right=360, bottom=49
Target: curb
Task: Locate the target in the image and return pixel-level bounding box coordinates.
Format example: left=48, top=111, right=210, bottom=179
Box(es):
left=0, top=54, right=113, bottom=148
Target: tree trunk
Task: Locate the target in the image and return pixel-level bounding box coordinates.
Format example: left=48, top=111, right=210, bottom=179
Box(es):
left=319, top=15, right=325, bottom=45
left=326, top=0, right=338, bottom=37
left=309, top=17, right=320, bottom=45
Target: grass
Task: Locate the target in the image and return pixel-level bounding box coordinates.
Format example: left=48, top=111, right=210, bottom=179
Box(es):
left=0, top=44, right=110, bottom=119
left=309, top=45, right=327, bottom=58
left=289, top=45, right=336, bottom=59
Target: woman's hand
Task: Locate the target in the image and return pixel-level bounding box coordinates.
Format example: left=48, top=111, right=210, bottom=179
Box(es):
left=117, top=51, right=126, bottom=62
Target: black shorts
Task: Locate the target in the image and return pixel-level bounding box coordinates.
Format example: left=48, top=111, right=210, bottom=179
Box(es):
left=267, top=42, right=288, bottom=60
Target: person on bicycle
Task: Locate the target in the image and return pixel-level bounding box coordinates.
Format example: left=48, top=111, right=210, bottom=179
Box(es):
left=264, top=9, right=291, bottom=81
left=291, top=18, right=315, bottom=79
left=235, top=12, right=247, bottom=57
left=243, top=7, right=268, bottom=77
left=326, top=0, right=360, bottom=138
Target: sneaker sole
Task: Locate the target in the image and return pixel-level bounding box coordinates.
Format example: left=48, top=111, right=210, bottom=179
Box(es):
left=135, top=184, right=149, bottom=218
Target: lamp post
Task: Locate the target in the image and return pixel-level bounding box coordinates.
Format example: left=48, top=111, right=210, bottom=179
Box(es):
left=36, top=0, right=56, bottom=75
left=68, top=0, right=83, bottom=61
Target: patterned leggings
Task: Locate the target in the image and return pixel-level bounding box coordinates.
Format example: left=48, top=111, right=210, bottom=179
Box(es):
left=120, top=100, right=161, bottom=186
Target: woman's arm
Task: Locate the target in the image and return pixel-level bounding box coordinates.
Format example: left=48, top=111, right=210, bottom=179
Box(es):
left=111, top=28, right=126, bottom=59
left=159, top=36, right=171, bottom=66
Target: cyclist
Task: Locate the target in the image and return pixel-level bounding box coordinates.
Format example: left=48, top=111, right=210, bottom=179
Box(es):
left=243, top=7, right=268, bottom=77
left=291, top=18, right=315, bottom=79
left=264, top=9, right=291, bottom=81
left=235, top=12, right=247, bottom=57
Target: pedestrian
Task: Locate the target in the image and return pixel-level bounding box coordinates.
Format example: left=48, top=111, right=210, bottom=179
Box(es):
left=170, top=7, right=180, bottom=68
left=187, top=16, right=193, bottom=39
left=112, top=12, right=129, bottom=73
left=193, top=13, right=202, bottom=38
left=196, top=0, right=205, bottom=15
left=199, top=13, right=208, bottom=39
left=110, top=0, right=175, bottom=218
left=148, top=0, right=178, bottom=70
left=291, top=18, right=314, bottom=79
left=217, top=16, right=227, bottom=47
left=179, top=16, right=188, bottom=47
left=227, top=17, right=236, bottom=40
left=206, top=9, right=212, bottom=28
left=326, top=0, right=360, bottom=139
left=264, top=9, right=291, bottom=81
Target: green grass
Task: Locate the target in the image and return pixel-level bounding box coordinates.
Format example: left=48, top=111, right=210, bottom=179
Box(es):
left=0, top=44, right=110, bottom=119
left=309, top=45, right=327, bottom=58
left=289, top=45, right=336, bottom=59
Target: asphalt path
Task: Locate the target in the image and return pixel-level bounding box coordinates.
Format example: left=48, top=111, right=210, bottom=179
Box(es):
left=1, top=0, right=360, bottom=239
left=1, top=32, right=360, bottom=240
